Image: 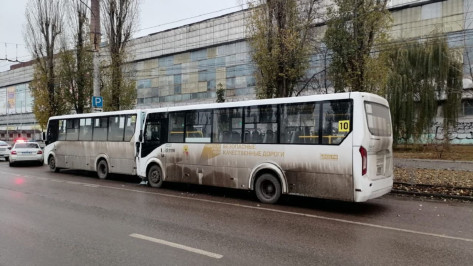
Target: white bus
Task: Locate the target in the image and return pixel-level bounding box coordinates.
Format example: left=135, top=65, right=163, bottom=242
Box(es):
left=43, top=110, right=143, bottom=179
left=137, top=92, right=393, bottom=203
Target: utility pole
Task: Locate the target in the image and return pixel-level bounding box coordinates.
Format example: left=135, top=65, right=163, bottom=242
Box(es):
left=90, top=0, right=101, bottom=108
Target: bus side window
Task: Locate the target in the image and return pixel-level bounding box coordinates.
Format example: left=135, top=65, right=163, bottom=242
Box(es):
left=79, top=118, right=93, bottom=141
left=58, top=120, right=67, bottom=141
left=185, top=110, right=212, bottom=143
left=47, top=119, right=59, bottom=144
left=244, top=105, right=277, bottom=144
left=124, top=115, right=136, bottom=141
left=280, top=103, right=319, bottom=144
left=168, top=112, right=185, bottom=143
left=213, top=108, right=242, bottom=143
left=145, top=122, right=160, bottom=142
left=321, top=101, right=352, bottom=145
left=108, top=116, right=126, bottom=141
left=66, top=119, right=79, bottom=141
left=93, top=117, right=108, bottom=141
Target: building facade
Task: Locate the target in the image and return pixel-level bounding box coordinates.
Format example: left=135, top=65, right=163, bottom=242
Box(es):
left=0, top=0, right=472, bottom=143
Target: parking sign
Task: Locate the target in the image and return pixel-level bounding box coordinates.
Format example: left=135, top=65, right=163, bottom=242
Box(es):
left=92, top=96, right=103, bottom=108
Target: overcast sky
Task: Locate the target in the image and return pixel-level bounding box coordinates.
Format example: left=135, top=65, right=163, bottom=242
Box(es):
left=0, top=0, right=245, bottom=72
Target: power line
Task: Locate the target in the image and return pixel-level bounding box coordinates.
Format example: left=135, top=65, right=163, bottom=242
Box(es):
left=3, top=1, right=473, bottom=74
left=133, top=4, right=246, bottom=34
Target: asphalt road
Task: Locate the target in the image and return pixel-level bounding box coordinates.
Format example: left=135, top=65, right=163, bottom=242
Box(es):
left=0, top=160, right=472, bottom=266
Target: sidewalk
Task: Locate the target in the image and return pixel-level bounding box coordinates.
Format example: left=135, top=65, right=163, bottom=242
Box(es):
left=394, top=158, right=473, bottom=172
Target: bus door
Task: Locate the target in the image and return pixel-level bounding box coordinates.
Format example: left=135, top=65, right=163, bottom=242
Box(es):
left=140, top=113, right=168, bottom=174
left=363, top=101, right=393, bottom=179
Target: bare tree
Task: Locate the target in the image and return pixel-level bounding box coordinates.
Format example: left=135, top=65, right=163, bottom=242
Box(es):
left=101, top=0, right=139, bottom=111
left=324, top=0, right=391, bottom=93
left=297, top=44, right=331, bottom=95
left=247, top=0, right=321, bottom=98
left=57, top=0, right=93, bottom=114
left=25, top=0, right=69, bottom=127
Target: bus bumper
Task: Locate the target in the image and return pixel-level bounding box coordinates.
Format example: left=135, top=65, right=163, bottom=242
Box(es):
left=354, top=176, right=393, bottom=202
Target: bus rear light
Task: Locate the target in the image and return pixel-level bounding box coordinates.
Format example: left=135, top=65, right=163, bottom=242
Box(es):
left=360, top=146, right=367, bottom=176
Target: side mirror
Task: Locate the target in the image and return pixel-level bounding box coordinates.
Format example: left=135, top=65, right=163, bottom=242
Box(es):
left=138, top=130, right=143, bottom=142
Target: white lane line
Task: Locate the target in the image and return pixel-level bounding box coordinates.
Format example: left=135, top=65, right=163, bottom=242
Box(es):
left=4, top=169, right=473, bottom=243
left=129, top=233, right=223, bottom=259
left=83, top=184, right=99, bottom=188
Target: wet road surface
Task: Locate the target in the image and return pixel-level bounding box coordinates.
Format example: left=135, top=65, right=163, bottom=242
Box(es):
left=0, top=160, right=472, bottom=265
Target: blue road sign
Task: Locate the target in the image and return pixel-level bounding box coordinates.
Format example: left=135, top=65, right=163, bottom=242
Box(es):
left=92, top=96, right=103, bottom=108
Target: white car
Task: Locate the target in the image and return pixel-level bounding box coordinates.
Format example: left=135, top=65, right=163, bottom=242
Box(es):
left=0, top=141, right=11, bottom=161
left=9, top=142, right=44, bottom=166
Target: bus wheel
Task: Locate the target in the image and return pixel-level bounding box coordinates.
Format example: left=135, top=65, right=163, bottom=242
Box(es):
left=148, top=165, right=163, bottom=188
left=97, top=160, right=109, bottom=179
left=255, top=173, right=281, bottom=204
left=49, top=156, right=60, bottom=173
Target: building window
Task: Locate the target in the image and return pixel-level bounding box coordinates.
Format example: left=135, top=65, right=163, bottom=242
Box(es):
left=421, top=2, right=442, bottom=20
left=463, top=100, right=473, bottom=116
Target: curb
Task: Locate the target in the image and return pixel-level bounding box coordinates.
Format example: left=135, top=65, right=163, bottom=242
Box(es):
left=391, top=189, right=473, bottom=201
left=394, top=182, right=473, bottom=191
left=396, top=158, right=473, bottom=164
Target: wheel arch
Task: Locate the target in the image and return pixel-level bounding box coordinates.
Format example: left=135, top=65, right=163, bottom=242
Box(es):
left=47, top=151, right=56, bottom=162
left=249, top=162, right=287, bottom=194
left=94, top=154, right=110, bottom=172
left=145, top=158, right=166, bottom=181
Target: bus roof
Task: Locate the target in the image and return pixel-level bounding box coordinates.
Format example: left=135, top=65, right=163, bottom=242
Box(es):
left=146, top=92, right=387, bottom=113
left=47, top=92, right=388, bottom=120
left=48, top=109, right=141, bottom=120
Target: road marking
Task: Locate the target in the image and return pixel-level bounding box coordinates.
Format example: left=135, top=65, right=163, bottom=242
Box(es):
left=83, top=184, right=99, bottom=188
left=129, top=233, right=223, bottom=259
left=2, top=168, right=473, bottom=243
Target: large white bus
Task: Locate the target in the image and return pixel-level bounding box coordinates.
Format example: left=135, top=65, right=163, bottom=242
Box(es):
left=43, top=110, right=143, bottom=179
left=137, top=92, right=393, bottom=203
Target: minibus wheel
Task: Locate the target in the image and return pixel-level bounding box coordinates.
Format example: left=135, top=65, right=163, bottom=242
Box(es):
left=255, top=173, right=281, bottom=204
left=148, top=164, right=163, bottom=188
left=97, top=159, right=109, bottom=179
left=48, top=155, right=60, bottom=173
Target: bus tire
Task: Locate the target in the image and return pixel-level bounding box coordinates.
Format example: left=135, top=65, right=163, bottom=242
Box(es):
left=97, top=159, right=109, bottom=179
left=255, top=173, right=281, bottom=204
left=49, top=156, right=60, bottom=173
left=148, top=164, right=163, bottom=188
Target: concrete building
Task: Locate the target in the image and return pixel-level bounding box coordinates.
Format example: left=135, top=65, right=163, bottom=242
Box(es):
left=0, top=0, right=472, bottom=142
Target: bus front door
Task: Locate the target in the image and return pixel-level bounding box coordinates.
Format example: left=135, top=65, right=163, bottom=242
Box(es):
left=140, top=113, right=167, bottom=180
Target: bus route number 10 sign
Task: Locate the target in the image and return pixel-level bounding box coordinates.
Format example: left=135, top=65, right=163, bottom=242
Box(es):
left=338, top=120, right=350, bottom=132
